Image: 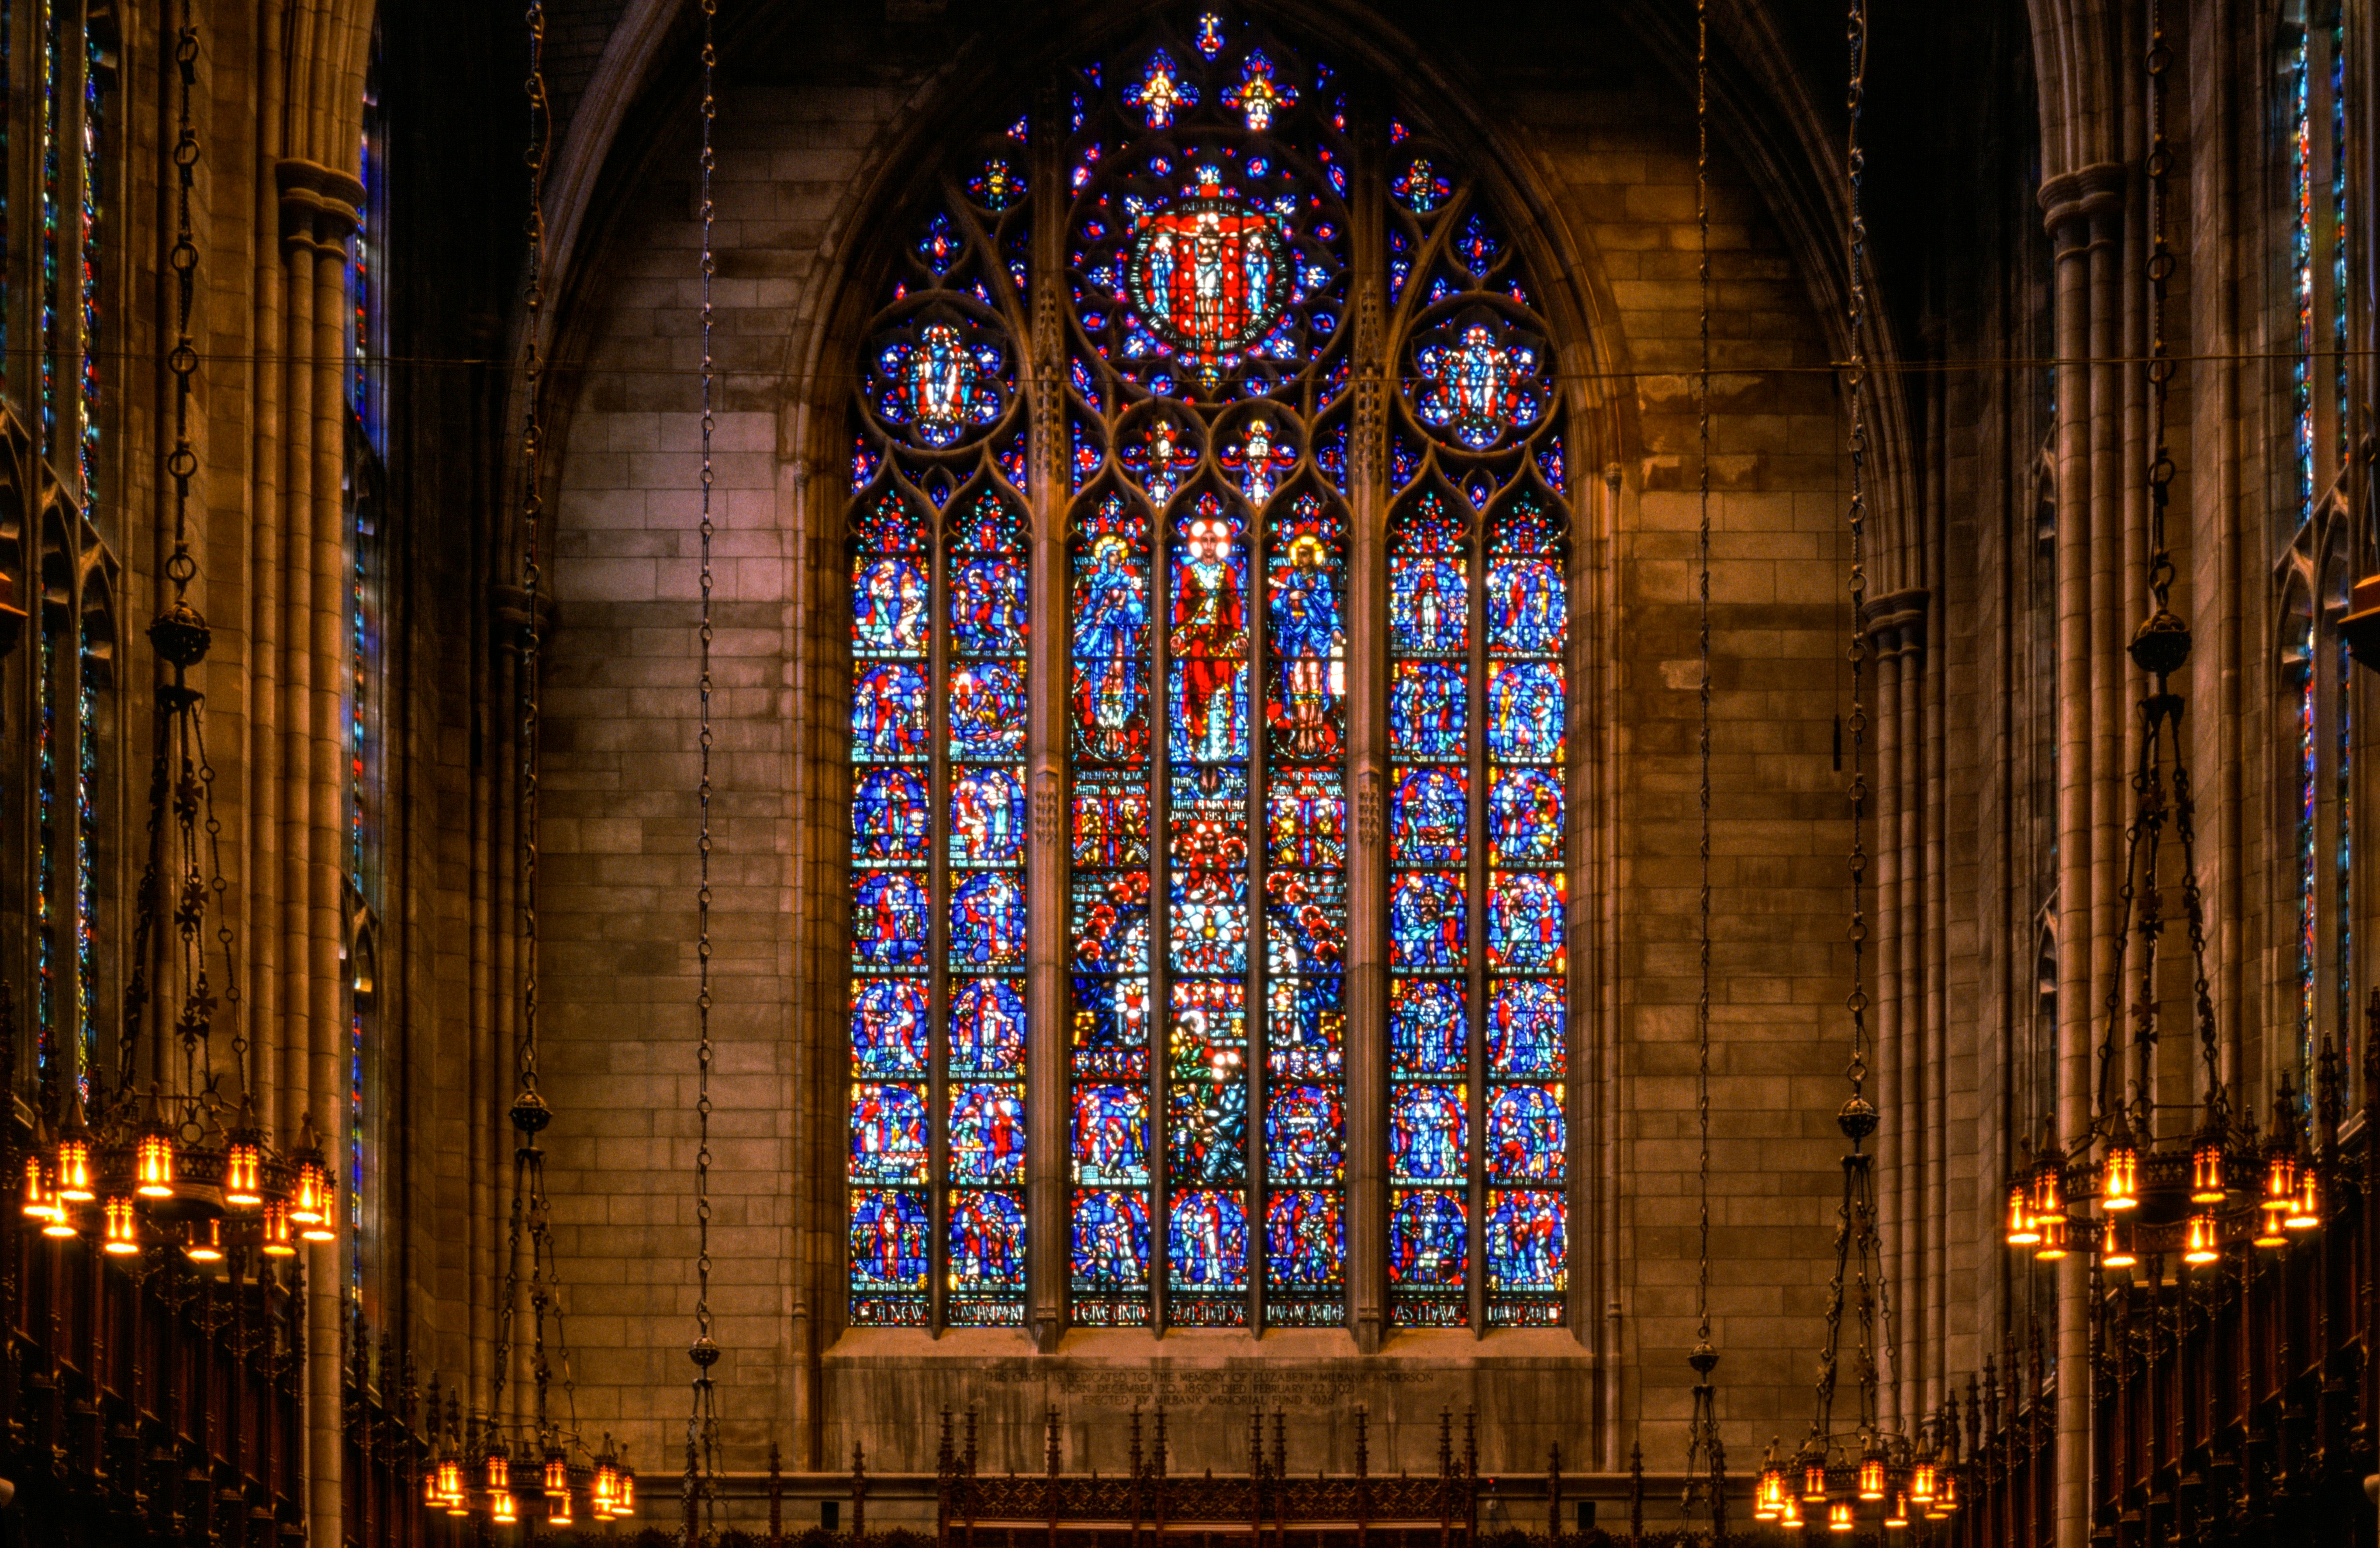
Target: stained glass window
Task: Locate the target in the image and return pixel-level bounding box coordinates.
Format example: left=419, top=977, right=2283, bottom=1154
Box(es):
left=849, top=7, right=1570, bottom=1334
left=849, top=130, right=1032, bottom=1327
left=2281, top=8, right=2354, bottom=1097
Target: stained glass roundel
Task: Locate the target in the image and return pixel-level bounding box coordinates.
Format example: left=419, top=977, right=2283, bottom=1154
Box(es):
left=1121, top=176, right=1296, bottom=361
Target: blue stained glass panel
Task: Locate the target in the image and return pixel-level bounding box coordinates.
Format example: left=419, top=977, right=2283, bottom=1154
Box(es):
left=1071, top=1189, right=1152, bottom=1292
left=949, top=765, right=1027, bottom=867
left=1072, top=1085, right=1150, bottom=1184
left=1390, top=1086, right=1466, bottom=1182
left=1264, top=871, right=1345, bottom=967
left=850, top=1189, right=930, bottom=1292
left=1390, top=980, right=1467, bottom=1075
left=852, top=664, right=930, bottom=760
left=851, top=980, right=930, bottom=1075
left=1389, top=872, right=1466, bottom=971
left=853, top=557, right=930, bottom=654
left=949, top=662, right=1028, bottom=758
left=950, top=872, right=1027, bottom=968
left=1485, top=1192, right=1566, bottom=1292
left=1071, top=871, right=1150, bottom=973
left=1266, top=1085, right=1344, bottom=1181
left=1389, top=1192, right=1467, bottom=1286
left=1486, top=557, right=1566, bottom=654
left=1487, top=871, right=1567, bottom=973
left=950, top=1083, right=1028, bottom=1182
left=950, top=978, right=1027, bottom=1077
left=1485, top=1086, right=1566, bottom=1183
left=1070, top=972, right=1150, bottom=1079
left=1167, top=982, right=1249, bottom=1183
left=950, top=557, right=1029, bottom=655
left=1488, top=769, right=1563, bottom=866
left=1266, top=1190, right=1344, bottom=1286
left=1264, top=975, right=1343, bottom=1079
left=849, top=1083, right=929, bottom=1182
left=1485, top=662, right=1564, bottom=764
left=1392, top=767, right=1467, bottom=865
left=949, top=1190, right=1027, bottom=1292
left=1390, top=661, right=1467, bottom=756
left=1488, top=981, right=1566, bottom=1078
left=1390, top=557, right=1468, bottom=654
left=851, top=873, right=928, bottom=969
left=855, top=767, right=931, bottom=864
left=1168, top=1189, right=1250, bottom=1291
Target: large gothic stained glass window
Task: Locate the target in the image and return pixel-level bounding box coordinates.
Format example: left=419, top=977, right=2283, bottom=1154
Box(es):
left=846, top=7, right=1571, bottom=1334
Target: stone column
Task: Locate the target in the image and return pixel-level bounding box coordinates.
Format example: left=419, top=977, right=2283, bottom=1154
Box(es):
left=1344, top=114, right=1388, bottom=1354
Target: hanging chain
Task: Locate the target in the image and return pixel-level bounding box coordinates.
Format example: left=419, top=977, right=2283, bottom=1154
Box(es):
left=686, top=2, right=724, bottom=1538
left=1693, top=0, right=1715, bottom=1355
left=1841, top=0, right=1872, bottom=1103
left=163, top=11, right=200, bottom=597
left=518, top=0, right=549, bottom=1106
left=2143, top=0, right=2175, bottom=604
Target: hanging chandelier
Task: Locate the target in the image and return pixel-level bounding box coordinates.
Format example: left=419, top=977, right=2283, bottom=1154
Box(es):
left=421, top=0, right=634, bottom=1529
left=1993, top=0, right=2328, bottom=1281
left=16, top=3, right=336, bottom=1272
left=1751, top=0, right=1962, bottom=1531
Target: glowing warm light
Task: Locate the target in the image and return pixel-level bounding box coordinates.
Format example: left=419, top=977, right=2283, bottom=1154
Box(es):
left=262, top=1200, right=297, bottom=1258
left=593, top=1459, right=620, bottom=1518
left=1780, top=1495, right=1804, bottom=1531
left=1858, top=1454, right=1886, bottom=1500
left=548, top=1489, right=573, bottom=1528
left=1803, top=1462, right=1829, bottom=1501
left=1827, top=1500, right=1855, bottom=1533
left=55, top=1136, right=93, bottom=1202
left=2101, top=1216, right=2138, bottom=1270
left=292, top=1157, right=331, bottom=1226
left=545, top=1455, right=570, bottom=1497
left=101, top=1197, right=140, bottom=1254
left=2031, top=1159, right=2064, bottom=1220
left=184, top=1218, right=225, bottom=1263
left=1884, top=1492, right=1909, bottom=1529
left=2286, top=1167, right=2321, bottom=1230
left=301, top=1206, right=336, bottom=1245
left=134, top=1133, right=176, bottom=1199
left=2183, top=1212, right=2220, bottom=1264
left=2190, top=1137, right=2227, bottom=1202
left=618, top=1466, right=636, bottom=1516
left=2005, top=1184, right=2038, bottom=1247
left=1909, top=1462, right=1936, bottom=1503
left=423, top=1468, right=442, bottom=1508
left=485, top=1450, right=511, bottom=1492
left=21, top=1158, right=55, bottom=1221
left=2033, top=1213, right=2068, bottom=1261
left=2100, top=1138, right=2138, bottom=1210
left=1936, top=1472, right=1959, bottom=1512
left=1756, top=1467, right=1786, bottom=1520
left=224, top=1139, right=263, bottom=1208
left=435, top=1458, right=464, bottom=1502
left=490, top=1491, right=517, bottom=1525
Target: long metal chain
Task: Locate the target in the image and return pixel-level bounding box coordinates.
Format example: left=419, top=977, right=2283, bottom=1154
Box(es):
left=686, top=1, right=723, bottom=1537
left=1841, top=0, right=1871, bottom=1107
left=519, top=0, right=549, bottom=1106
left=1693, top=0, right=1714, bottom=1354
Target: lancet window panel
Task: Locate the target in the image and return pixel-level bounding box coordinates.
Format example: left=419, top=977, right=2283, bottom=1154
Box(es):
left=844, top=5, right=1573, bottom=1336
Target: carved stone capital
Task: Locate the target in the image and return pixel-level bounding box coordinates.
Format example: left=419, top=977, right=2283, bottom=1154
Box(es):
left=276, top=158, right=365, bottom=256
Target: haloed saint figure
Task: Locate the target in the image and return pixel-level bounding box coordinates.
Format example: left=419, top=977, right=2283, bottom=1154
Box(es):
left=1171, top=507, right=1247, bottom=765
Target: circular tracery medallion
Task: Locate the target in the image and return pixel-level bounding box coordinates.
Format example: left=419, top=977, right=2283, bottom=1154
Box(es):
left=1121, top=190, right=1295, bottom=369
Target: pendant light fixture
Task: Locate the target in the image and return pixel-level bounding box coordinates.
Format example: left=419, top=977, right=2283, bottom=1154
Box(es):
left=684, top=0, right=726, bottom=1535
left=1760, top=0, right=1962, bottom=1528
left=1678, top=0, right=1728, bottom=1533
left=1997, top=0, right=2331, bottom=1279
left=14, top=0, right=334, bottom=1272
left=422, top=0, right=632, bottom=1522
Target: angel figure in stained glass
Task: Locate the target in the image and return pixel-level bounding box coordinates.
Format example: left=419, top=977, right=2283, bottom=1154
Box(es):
left=1223, top=416, right=1299, bottom=505
left=1223, top=51, right=1296, bottom=131
left=1129, top=49, right=1197, bottom=129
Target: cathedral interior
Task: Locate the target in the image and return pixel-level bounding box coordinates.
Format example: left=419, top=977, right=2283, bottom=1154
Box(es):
left=0, top=0, right=2377, bottom=1543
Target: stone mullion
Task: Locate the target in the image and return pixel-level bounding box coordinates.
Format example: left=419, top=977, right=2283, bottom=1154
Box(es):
left=1025, top=92, right=1069, bottom=1349
left=1247, top=513, right=1269, bottom=1334
left=1344, top=107, right=1388, bottom=1350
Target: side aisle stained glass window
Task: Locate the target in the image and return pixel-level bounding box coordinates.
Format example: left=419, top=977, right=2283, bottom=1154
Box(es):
left=848, top=115, right=1031, bottom=1328
left=847, top=6, right=1571, bottom=1334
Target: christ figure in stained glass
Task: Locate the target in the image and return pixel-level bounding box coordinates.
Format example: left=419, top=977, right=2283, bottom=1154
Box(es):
left=1171, top=505, right=1248, bottom=763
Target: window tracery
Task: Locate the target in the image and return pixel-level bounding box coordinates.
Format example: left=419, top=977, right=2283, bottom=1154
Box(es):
left=848, top=6, right=1572, bottom=1334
